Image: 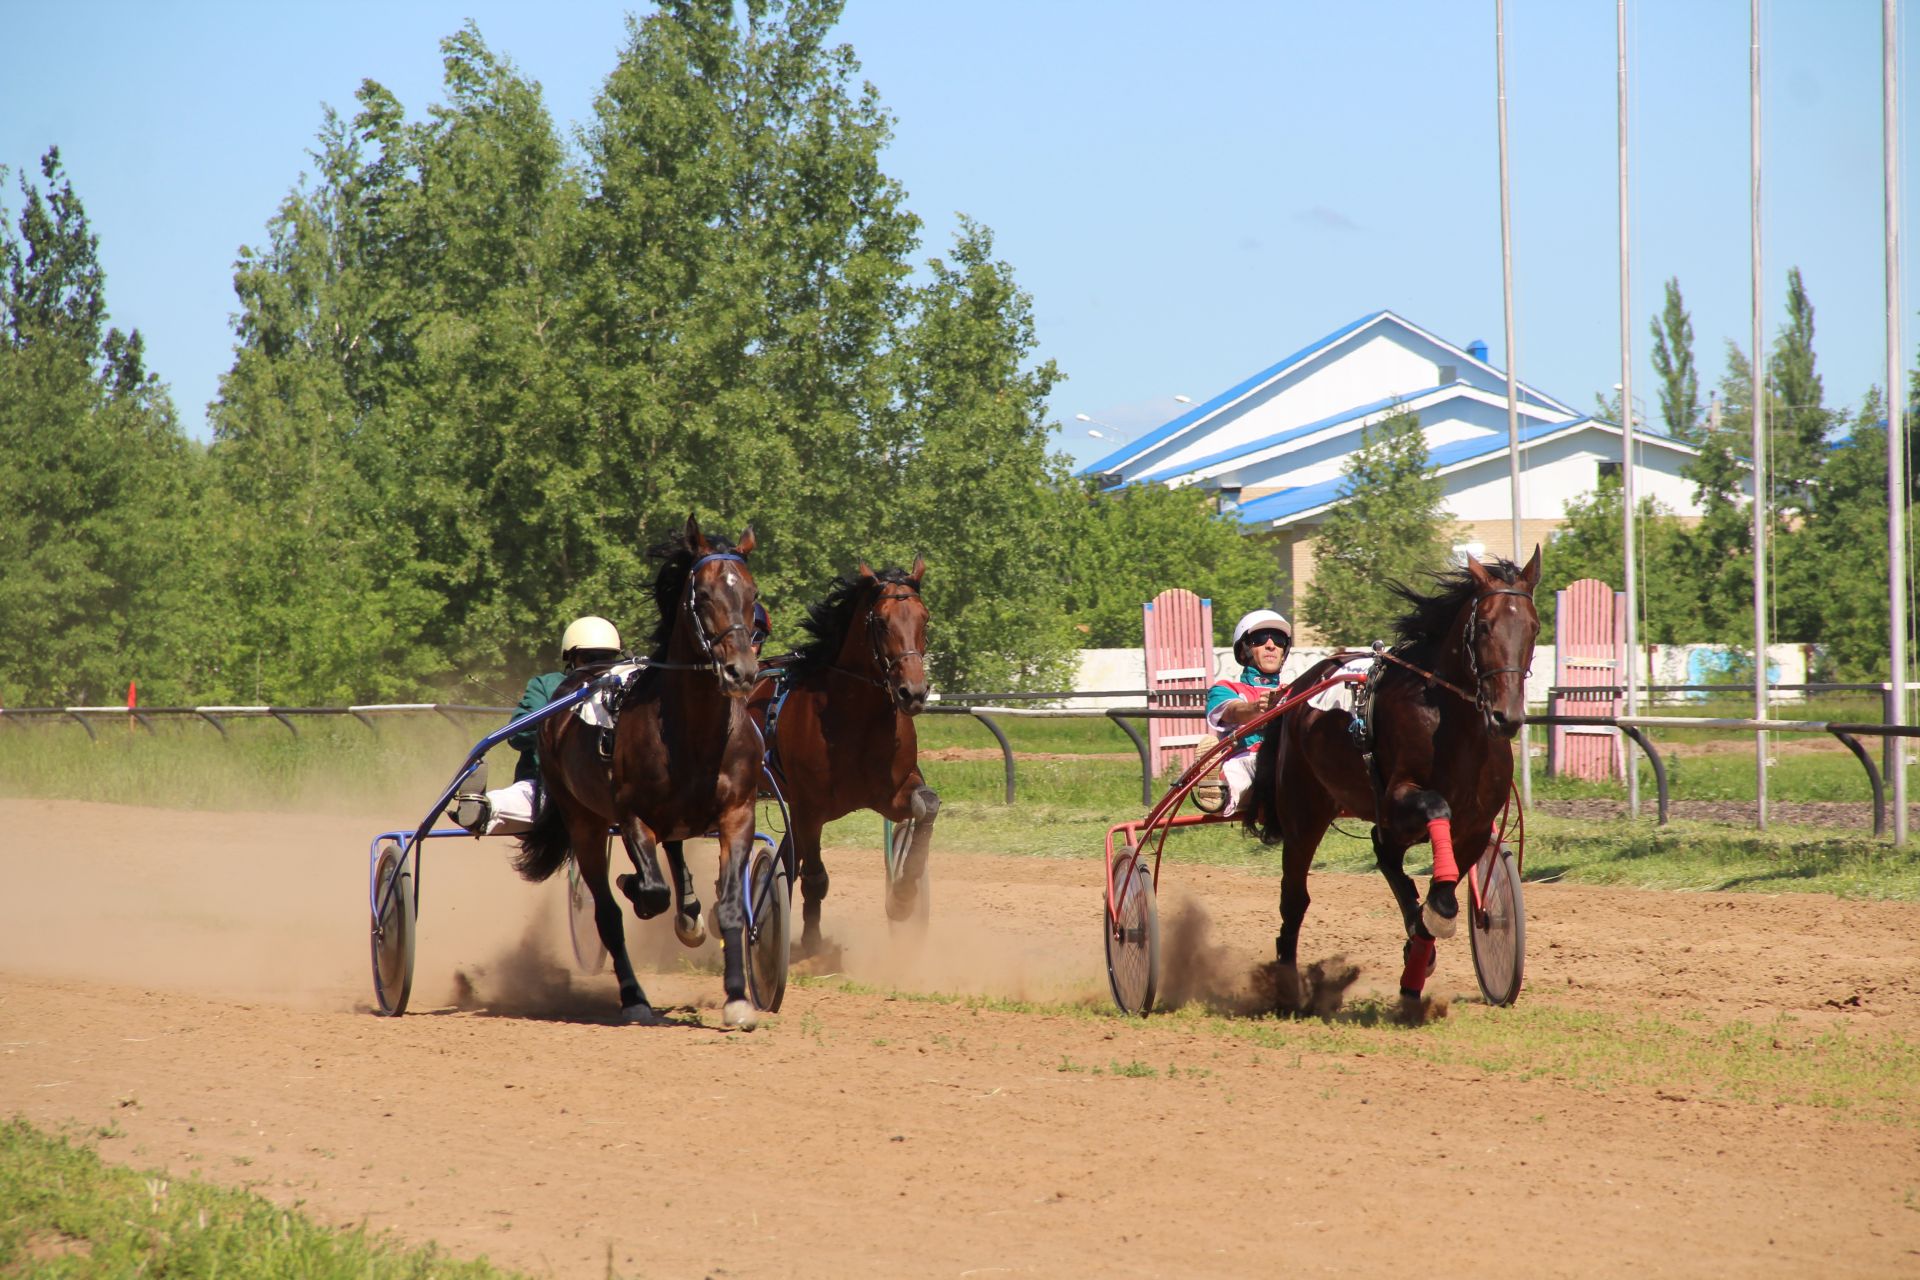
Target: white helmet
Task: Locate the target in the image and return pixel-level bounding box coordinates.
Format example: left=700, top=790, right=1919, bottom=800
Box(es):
left=560, top=615, right=622, bottom=662
left=1232, top=609, right=1293, bottom=652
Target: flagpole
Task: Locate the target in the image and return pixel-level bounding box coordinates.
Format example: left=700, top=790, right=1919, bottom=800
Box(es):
left=1496, top=0, right=1530, bottom=809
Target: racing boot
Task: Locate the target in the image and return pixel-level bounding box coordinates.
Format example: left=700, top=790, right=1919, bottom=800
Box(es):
left=452, top=760, right=490, bottom=834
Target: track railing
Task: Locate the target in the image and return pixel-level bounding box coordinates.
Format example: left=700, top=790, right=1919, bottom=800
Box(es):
left=11, top=693, right=1918, bottom=830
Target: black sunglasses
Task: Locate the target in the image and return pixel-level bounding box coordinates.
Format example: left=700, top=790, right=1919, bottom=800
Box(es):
left=1244, top=629, right=1290, bottom=649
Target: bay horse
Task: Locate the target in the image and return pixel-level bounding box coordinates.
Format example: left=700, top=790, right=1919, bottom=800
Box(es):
left=747, top=558, right=936, bottom=957
left=1245, top=549, right=1540, bottom=1001
left=512, top=515, right=765, bottom=1029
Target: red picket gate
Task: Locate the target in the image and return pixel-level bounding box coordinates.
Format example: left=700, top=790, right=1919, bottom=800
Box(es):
left=1553, top=578, right=1625, bottom=781
left=1143, top=589, right=1215, bottom=783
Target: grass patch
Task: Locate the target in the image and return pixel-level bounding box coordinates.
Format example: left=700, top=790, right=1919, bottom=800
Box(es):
left=0, top=1116, right=528, bottom=1277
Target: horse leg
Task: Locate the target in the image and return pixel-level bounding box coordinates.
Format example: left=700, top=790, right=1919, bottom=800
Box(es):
left=569, top=811, right=655, bottom=1022
left=662, top=839, right=705, bottom=948
left=792, top=819, right=829, bottom=959
left=711, top=811, right=756, bottom=1031
left=884, top=779, right=939, bottom=920
left=613, top=815, right=672, bottom=920
left=1384, top=782, right=1459, bottom=939
left=1275, top=812, right=1330, bottom=967
left=1372, top=825, right=1422, bottom=939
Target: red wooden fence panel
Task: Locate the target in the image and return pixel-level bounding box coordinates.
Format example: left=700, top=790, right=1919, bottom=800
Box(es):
left=1553, top=578, right=1626, bottom=781
left=1143, top=589, right=1214, bottom=782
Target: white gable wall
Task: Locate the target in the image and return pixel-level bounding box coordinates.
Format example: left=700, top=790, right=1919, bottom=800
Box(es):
left=1442, top=431, right=1708, bottom=520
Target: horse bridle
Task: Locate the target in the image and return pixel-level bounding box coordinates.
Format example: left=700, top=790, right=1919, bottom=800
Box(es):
left=832, top=583, right=926, bottom=695
left=643, top=552, right=756, bottom=677
left=1378, top=585, right=1534, bottom=714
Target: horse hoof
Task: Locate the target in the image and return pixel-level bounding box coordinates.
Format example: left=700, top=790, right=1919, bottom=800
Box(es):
left=1421, top=883, right=1459, bottom=940
left=622, top=1002, right=660, bottom=1025
left=616, top=873, right=672, bottom=920
left=721, top=999, right=758, bottom=1032
left=674, top=910, right=706, bottom=948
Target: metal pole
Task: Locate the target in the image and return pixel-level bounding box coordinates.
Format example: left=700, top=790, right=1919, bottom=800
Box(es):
left=1886, top=0, right=1908, bottom=845
left=1496, top=0, right=1531, bottom=809
left=1750, top=0, right=1769, bottom=829
left=1618, top=0, right=1641, bottom=819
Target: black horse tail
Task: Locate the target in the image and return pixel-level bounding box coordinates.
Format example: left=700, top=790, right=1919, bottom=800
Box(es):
left=1242, top=714, right=1287, bottom=846
left=511, top=788, right=570, bottom=883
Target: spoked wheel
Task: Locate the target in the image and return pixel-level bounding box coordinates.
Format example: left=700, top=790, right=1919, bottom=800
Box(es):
left=370, top=839, right=415, bottom=1017
left=1103, top=844, right=1159, bottom=1017
left=882, top=817, right=931, bottom=930
left=564, top=843, right=609, bottom=975
left=1468, top=844, right=1526, bottom=1006
left=746, top=838, right=791, bottom=1013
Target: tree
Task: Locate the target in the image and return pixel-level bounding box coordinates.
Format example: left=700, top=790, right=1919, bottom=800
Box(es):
left=1768, top=267, right=1830, bottom=515
left=1059, top=480, right=1284, bottom=647
left=0, top=149, right=206, bottom=705
left=1536, top=473, right=1694, bottom=644
left=1301, top=408, right=1451, bottom=644
left=1649, top=276, right=1700, bottom=441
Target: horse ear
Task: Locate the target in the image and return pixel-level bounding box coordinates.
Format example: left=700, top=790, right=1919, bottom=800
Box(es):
left=683, top=511, right=704, bottom=548
left=857, top=562, right=876, bottom=582
left=1464, top=553, right=1494, bottom=589
left=737, top=525, right=756, bottom=556
left=1520, top=544, right=1543, bottom=590
left=910, top=554, right=926, bottom=585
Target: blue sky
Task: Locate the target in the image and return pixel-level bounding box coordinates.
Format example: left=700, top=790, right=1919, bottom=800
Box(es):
left=5, top=2, right=1915, bottom=469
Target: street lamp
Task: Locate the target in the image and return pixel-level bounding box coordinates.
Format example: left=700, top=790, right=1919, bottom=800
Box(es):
left=1077, top=412, right=1130, bottom=444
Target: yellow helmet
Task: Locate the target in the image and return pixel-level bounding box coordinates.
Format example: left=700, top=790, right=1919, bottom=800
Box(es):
left=560, top=615, right=621, bottom=662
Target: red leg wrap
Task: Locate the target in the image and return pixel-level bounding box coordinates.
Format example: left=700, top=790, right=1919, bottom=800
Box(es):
left=1427, top=818, right=1458, bottom=883
left=1400, top=935, right=1437, bottom=995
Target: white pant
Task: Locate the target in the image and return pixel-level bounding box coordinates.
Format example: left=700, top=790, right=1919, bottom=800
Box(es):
left=483, top=779, right=539, bottom=835
left=1220, top=754, right=1256, bottom=816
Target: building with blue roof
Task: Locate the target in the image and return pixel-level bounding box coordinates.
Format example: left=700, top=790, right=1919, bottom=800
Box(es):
left=1078, top=311, right=1730, bottom=639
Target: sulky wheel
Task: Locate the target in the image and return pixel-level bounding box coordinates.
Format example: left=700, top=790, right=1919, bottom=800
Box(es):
left=1468, top=843, right=1526, bottom=1007
left=565, top=844, right=610, bottom=975
left=746, top=838, right=791, bottom=1013
left=1103, top=844, right=1159, bottom=1017
left=882, top=817, right=931, bottom=930
left=370, top=839, right=416, bottom=1017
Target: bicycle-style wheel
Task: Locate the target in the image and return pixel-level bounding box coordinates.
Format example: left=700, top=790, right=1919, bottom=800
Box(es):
left=1103, top=844, right=1159, bottom=1017
left=370, top=840, right=415, bottom=1017
left=1468, top=844, right=1526, bottom=1006
left=746, top=839, right=790, bottom=1012
left=565, top=845, right=609, bottom=975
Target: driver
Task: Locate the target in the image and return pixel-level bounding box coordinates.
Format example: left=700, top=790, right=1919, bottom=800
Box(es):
left=453, top=615, right=623, bottom=835
left=1204, top=609, right=1294, bottom=816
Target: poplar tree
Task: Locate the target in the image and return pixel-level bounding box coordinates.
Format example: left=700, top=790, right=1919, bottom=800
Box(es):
left=1649, top=277, right=1700, bottom=441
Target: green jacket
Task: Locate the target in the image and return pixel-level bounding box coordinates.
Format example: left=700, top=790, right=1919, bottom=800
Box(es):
left=508, top=670, right=566, bottom=782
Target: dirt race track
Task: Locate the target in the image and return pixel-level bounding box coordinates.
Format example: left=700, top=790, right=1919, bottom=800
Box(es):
left=3, top=797, right=1919, bottom=1278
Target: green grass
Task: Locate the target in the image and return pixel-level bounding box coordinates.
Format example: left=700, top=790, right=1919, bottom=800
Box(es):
left=784, top=975, right=1920, bottom=1122
left=9, top=707, right=1920, bottom=899
left=0, top=1116, right=530, bottom=1278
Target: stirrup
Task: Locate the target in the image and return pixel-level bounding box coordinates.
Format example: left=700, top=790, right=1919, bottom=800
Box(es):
left=596, top=727, right=615, bottom=762
left=451, top=793, right=490, bottom=833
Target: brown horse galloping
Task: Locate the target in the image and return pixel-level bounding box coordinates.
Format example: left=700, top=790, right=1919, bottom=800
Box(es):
left=513, top=516, right=765, bottom=1029
left=1245, top=549, right=1540, bottom=999
left=748, top=559, right=935, bottom=957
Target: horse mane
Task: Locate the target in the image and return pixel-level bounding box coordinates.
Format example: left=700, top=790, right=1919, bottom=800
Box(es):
left=787, top=566, right=918, bottom=674
left=642, top=527, right=744, bottom=659
left=1386, top=556, right=1528, bottom=655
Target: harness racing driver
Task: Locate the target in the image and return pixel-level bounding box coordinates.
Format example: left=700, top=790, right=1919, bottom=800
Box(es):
left=1204, top=608, right=1294, bottom=816
left=452, top=615, right=623, bottom=835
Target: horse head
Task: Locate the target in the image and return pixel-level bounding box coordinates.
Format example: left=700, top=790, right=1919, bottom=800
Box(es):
left=678, top=513, right=761, bottom=697
left=858, top=555, right=930, bottom=715
left=1462, top=546, right=1541, bottom=738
